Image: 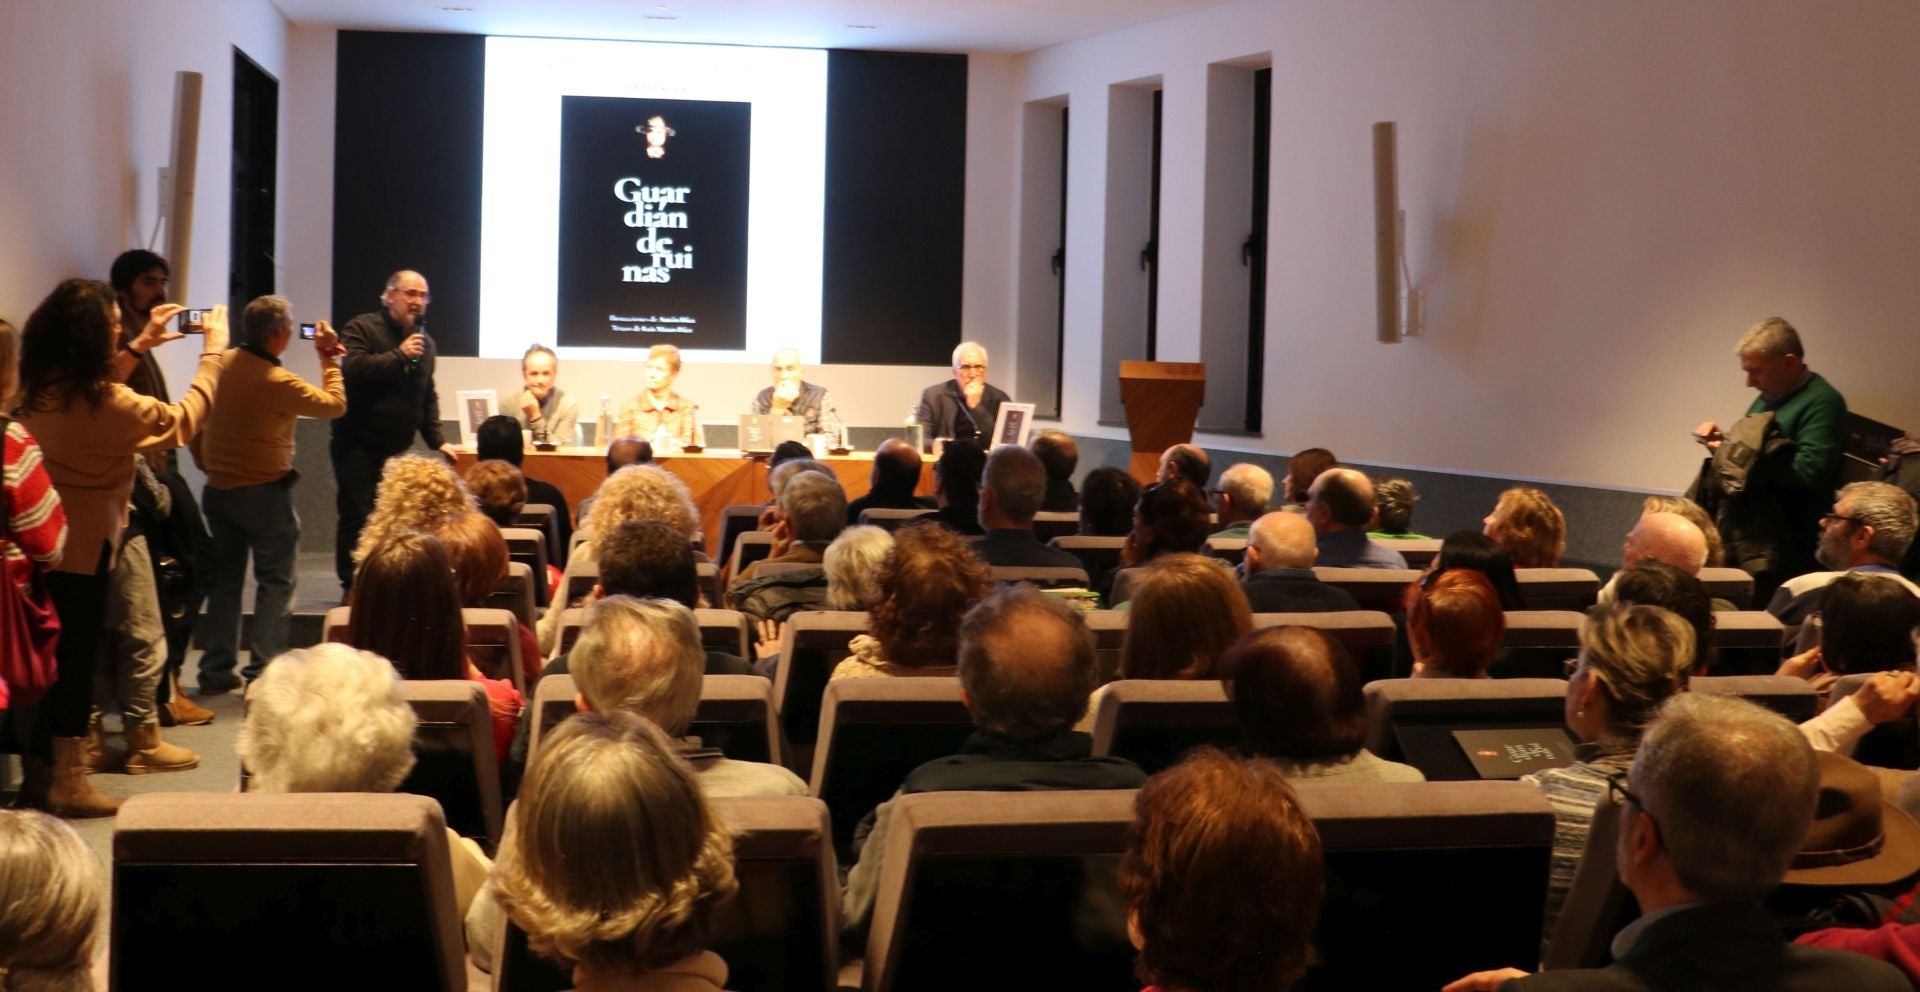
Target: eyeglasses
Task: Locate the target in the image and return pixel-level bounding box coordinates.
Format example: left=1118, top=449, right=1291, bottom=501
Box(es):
left=1606, top=772, right=1662, bottom=838
left=1820, top=514, right=1863, bottom=528
left=955, top=364, right=987, bottom=373
left=390, top=289, right=431, bottom=302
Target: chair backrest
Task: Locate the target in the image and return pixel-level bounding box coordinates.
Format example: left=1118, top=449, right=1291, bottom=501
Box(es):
left=1380, top=538, right=1443, bottom=568
left=484, top=560, right=537, bottom=630
left=1089, top=679, right=1240, bottom=774
left=718, top=504, right=767, bottom=566
left=773, top=611, right=873, bottom=745
left=1205, top=536, right=1247, bottom=565
left=1047, top=536, right=1127, bottom=588
left=1541, top=791, right=1636, bottom=971
left=1711, top=611, right=1788, bottom=674
left=1107, top=566, right=1145, bottom=606
left=1312, top=567, right=1423, bottom=610
left=463, top=607, right=525, bottom=697
left=397, top=679, right=505, bottom=853
left=501, top=526, right=551, bottom=608
left=1515, top=568, right=1603, bottom=610
left=1031, top=510, right=1079, bottom=543
left=728, top=530, right=776, bottom=580
left=858, top=507, right=936, bottom=531
left=553, top=606, right=752, bottom=660
left=1362, top=677, right=1571, bottom=781
left=1495, top=610, right=1587, bottom=679
left=696, top=561, right=723, bottom=609
left=1084, top=609, right=1128, bottom=683
left=322, top=605, right=351, bottom=644
left=112, top=792, right=466, bottom=992
left=564, top=559, right=600, bottom=606
left=513, top=504, right=561, bottom=561
left=494, top=795, right=841, bottom=992
left=1250, top=610, right=1398, bottom=652
left=809, top=677, right=975, bottom=857
left=529, top=674, right=783, bottom=768
left=1691, top=674, right=1820, bottom=722
left=1294, top=781, right=1556, bottom=990
left=987, top=565, right=1090, bottom=589
left=1696, top=566, right=1756, bottom=609
left=864, top=790, right=1140, bottom=992
left=527, top=672, right=578, bottom=767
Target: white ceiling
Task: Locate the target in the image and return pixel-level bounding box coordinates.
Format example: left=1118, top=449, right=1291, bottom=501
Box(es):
left=272, top=0, right=1230, bottom=55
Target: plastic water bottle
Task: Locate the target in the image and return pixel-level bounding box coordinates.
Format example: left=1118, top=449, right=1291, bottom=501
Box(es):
left=904, top=407, right=924, bottom=453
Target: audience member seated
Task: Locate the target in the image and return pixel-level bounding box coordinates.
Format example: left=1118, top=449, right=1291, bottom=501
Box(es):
left=1444, top=694, right=1909, bottom=992
left=1407, top=569, right=1506, bottom=678
left=1210, top=463, right=1272, bottom=539
left=490, top=711, right=738, bottom=992
left=1643, top=495, right=1725, bottom=567
left=1281, top=447, right=1337, bottom=512
left=541, top=463, right=701, bottom=653
left=1483, top=486, right=1567, bottom=569
left=1078, top=466, right=1142, bottom=537
left=1368, top=477, right=1427, bottom=539
left=1241, top=512, right=1362, bottom=613
left=350, top=452, right=477, bottom=568
left=1119, top=748, right=1324, bottom=992
left=752, top=524, right=897, bottom=679
left=432, top=511, right=542, bottom=687
left=832, top=523, right=991, bottom=681
left=0, top=808, right=100, bottom=990
left=347, top=531, right=523, bottom=762
left=1157, top=443, right=1211, bottom=491
left=1030, top=429, right=1080, bottom=511
left=1100, top=477, right=1212, bottom=605
left=1222, top=626, right=1424, bottom=782
left=1769, top=481, right=1920, bottom=624
left=1524, top=604, right=1694, bottom=948
left=476, top=413, right=572, bottom=550
left=846, top=437, right=933, bottom=524
left=605, top=436, right=652, bottom=473
left=1120, top=553, right=1252, bottom=679
left=1608, top=561, right=1716, bottom=673
left=974, top=444, right=1083, bottom=569
left=756, top=453, right=830, bottom=527
left=237, top=642, right=491, bottom=916
left=1307, top=468, right=1409, bottom=568
left=840, top=587, right=1148, bottom=942
left=1780, top=573, right=1920, bottom=681
left=1598, top=511, right=1712, bottom=605
left=466, top=459, right=527, bottom=531
left=1426, top=531, right=1527, bottom=609
left=734, top=469, right=847, bottom=581
left=927, top=438, right=987, bottom=536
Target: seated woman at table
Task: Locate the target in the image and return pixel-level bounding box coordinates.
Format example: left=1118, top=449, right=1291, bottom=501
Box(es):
left=614, top=344, right=700, bottom=452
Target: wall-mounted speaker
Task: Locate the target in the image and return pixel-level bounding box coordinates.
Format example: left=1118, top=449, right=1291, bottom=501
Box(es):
left=163, top=71, right=203, bottom=300
left=1372, top=120, right=1400, bottom=344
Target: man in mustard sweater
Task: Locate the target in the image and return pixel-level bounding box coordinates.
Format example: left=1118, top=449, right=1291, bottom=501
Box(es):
left=190, top=296, right=347, bottom=689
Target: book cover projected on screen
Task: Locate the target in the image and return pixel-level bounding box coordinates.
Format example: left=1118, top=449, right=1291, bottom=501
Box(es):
left=555, top=94, right=752, bottom=350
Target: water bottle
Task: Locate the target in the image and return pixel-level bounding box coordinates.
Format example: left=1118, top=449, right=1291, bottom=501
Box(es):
left=904, top=407, right=924, bottom=453
left=596, top=395, right=613, bottom=447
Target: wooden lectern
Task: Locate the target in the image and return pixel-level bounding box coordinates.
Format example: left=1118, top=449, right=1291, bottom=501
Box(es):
left=1119, top=360, right=1206, bottom=483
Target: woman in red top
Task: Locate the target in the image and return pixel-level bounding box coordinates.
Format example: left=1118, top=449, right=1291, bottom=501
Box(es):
left=346, top=530, right=522, bottom=762
left=0, top=318, right=69, bottom=707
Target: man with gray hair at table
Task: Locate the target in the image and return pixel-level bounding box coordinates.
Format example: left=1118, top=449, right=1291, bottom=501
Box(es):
left=915, top=341, right=1009, bottom=448
left=1444, top=693, right=1909, bottom=992
left=752, top=346, right=840, bottom=437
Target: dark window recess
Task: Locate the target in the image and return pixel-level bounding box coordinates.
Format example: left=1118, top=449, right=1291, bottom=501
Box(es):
left=230, top=48, right=278, bottom=312
left=1243, top=68, right=1271, bottom=433
left=1143, top=89, right=1162, bottom=360
left=1050, top=106, right=1069, bottom=418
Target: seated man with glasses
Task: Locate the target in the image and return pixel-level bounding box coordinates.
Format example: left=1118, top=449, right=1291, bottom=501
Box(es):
left=1767, top=481, right=1920, bottom=625
left=1446, top=693, right=1908, bottom=992
left=914, top=341, right=1008, bottom=450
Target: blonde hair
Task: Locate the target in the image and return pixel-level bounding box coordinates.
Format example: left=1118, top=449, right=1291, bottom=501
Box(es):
left=1489, top=487, right=1566, bottom=568
left=647, top=344, right=682, bottom=375
left=1121, top=553, right=1253, bottom=679
left=492, top=711, right=736, bottom=975
left=1578, top=604, right=1694, bottom=741
left=571, top=596, right=705, bottom=736
left=1642, top=496, right=1724, bottom=568
left=237, top=644, right=419, bottom=794
left=0, top=809, right=100, bottom=992
left=352, top=454, right=477, bottom=564
left=823, top=526, right=894, bottom=610
left=582, top=465, right=699, bottom=553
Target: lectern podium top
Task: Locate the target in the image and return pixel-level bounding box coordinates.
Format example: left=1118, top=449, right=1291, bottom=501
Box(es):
left=1119, top=361, right=1207, bottom=456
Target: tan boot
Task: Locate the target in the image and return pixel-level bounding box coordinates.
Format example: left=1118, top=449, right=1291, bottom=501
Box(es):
left=87, top=722, right=128, bottom=774
left=48, top=738, right=122, bottom=818
left=123, top=722, right=199, bottom=775
left=162, top=673, right=215, bottom=727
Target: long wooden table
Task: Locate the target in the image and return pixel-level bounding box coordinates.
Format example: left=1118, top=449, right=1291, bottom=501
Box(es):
left=451, top=446, right=934, bottom=551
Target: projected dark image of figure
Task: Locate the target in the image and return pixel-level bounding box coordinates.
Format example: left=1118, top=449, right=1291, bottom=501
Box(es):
left=751, top=347, right=840, bottom=437
left=914, top=341, right=1008, bottom=449
left=614, top=343, right=700, bottom=452
left=510, top=344, right=579, bottom=444
left=331, top=269, right=453, bottom=592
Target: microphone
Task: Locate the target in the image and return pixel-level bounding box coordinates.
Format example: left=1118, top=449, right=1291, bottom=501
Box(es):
left=408, top=313, right=428, bottom=367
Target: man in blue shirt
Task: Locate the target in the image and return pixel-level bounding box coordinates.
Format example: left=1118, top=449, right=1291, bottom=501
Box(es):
left=1307, top=468, right=1408, bottom=569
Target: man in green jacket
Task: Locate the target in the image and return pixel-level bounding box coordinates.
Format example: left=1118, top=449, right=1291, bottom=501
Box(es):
left=1694, top=317, right=1847, bottom=595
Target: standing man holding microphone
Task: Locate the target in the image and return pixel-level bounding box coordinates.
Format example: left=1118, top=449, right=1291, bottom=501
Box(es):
left=330, top=269, right=454, bottom=594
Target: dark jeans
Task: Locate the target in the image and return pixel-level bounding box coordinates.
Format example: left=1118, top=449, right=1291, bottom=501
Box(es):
left=331, top=437, right=397, bottom=590
left=34, top=544, right=113, bottom=755
left=199, top=480, right=300, bottom=683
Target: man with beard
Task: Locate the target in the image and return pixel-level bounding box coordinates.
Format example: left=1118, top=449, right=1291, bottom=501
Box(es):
left=1767, top=481, right=1920, bottom=625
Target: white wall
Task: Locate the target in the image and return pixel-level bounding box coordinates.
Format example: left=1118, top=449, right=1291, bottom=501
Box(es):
left=1012, top=0, right=1920, bottom=492
left=0, top=0, right=290, bottom=392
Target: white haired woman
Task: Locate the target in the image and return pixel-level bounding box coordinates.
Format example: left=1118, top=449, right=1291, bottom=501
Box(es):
left=237, top=643, right=491, bottom=915
left=0, top=808, right=99, bottom=991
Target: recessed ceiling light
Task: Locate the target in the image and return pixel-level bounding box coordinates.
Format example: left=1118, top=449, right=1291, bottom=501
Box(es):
left=645, top=14, right=680, bottom=19
left=440, top=5, right=472, bottom=11
left=846, top=23, right=880, bottom=29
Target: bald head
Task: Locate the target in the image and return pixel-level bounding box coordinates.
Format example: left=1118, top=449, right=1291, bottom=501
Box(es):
left=1158, top=444, right=1211, bottom=490
left=1624, top=511, right=1709, bottom=575
left=1307, top=468, right=1375, bottom=533
left=872, top=437, right=923, bottom=496
left=1246, top=512, right=1318, bottom=574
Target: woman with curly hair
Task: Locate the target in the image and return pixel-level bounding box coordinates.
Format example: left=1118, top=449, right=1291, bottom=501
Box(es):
left=466, top=458, right=528, bottom=530
left=1120, top=553, right=1252, bottom=680
left=539, top=464, right=702, bottom=655
left=1483, top=486, right=1567, bottom=568
left=831, top=523, right=991, bottom=680
left=351, top=453, right=477, bottom=565
left=491, top=710, right=736, bottom=992
left=0, top=808, right=101, bottom=991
